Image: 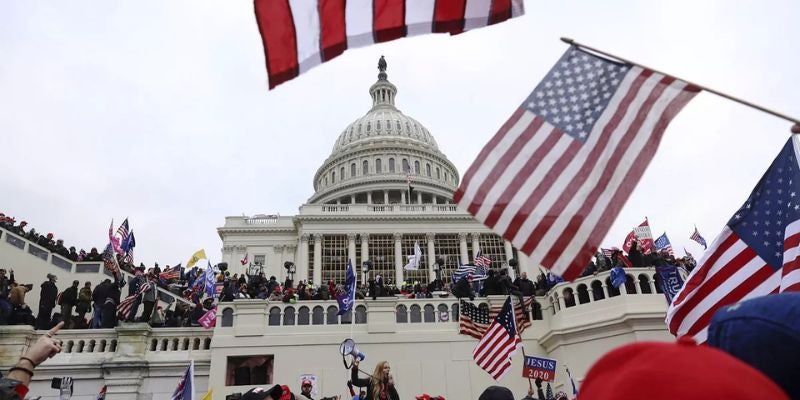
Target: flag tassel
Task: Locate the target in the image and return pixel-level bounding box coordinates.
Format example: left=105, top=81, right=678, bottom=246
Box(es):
left=561, top=37, right=800, bottom=127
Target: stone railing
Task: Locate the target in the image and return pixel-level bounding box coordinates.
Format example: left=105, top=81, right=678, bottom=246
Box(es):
left=300, top=203, right=464, bottom=215
left=545, top=267, right=674, bottom=314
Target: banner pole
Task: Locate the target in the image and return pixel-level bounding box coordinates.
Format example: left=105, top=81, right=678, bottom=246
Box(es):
left=561, top=37, right=800, bottom=127
left=519, top=334, right=533, bottom=393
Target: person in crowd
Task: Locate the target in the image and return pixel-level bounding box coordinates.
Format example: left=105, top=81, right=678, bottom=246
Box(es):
left=101, top=279, right=122, bottom=329
left=627, top=240, right=644, bottom=269
left=1, top=321, right=65, bottom=400
left=91, top=279, right=111, bottom=328
left=480, top=269, right=502, bottom=296
left=220, top=281, right=236, bottom=302
left=53, top=239, right=69, bottom=258
left=579, top=337, right=788, bottom=399
left=76, top=281, right=92, bottom=323
left=67, top=246, right=79, bottom=261
left=477, top=386, right=514, bottom=400
left=140, top=273, right=158, bottom=322
left=36, top=274, right=58, bottom=330
left=240, top=385, right=292, bottom=400
left=707, top=292, right=800, bottom=398
left=9, top=283, right=34, bottom=326
left=451, top=276, right=475, bottom=301
left=126, top=265, right=146, bottom=322
left=150, top=305, right=166, bottom=327
left=237, top=284, right=251, bottom=299
left=59, top=280, right=79, bottom=328
left=350, top=358, right=399, bottom=400
left=0, top=268, right=14, bottom=325
left=513, top=271, right=536, bottom=297
left=296, top=379, right=314, bottom=400
left=86, top=247, right=101, bottom=261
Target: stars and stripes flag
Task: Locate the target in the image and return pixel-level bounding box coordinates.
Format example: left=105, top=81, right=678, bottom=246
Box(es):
left=254, top=0, right=524, bottom=89
left=472, top=296, right=522, bottom=380
left=452, top=263, right=488, bottom=283
left=171, top=360, right=195, bottom=400
left=240, top=252, right=248, bottom=266
left=117, top=218, right=130, bottom=244
left=600, top=248, right=615, bottom=259
left=474, top=251, right=492, bottom=268
left=117, top=281, right=151, bottom=320
left=667, top=137, right=800, bottom=343
left=96, top=385, right=107, bottom=400
left=101, top=242, right=120, bottom=275
left=690, top=226, right=708, bottom=250
left=655, top=232, right=674, bottom=256
left=454, top=46, right=699, bottom=280
left=160, top=268, right=181, bottom=281
left=459, top=298, right=531, bottom=339
left=108, top=219, right=123, bottom=255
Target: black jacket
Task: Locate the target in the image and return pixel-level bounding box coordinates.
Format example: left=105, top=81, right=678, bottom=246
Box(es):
left=93, top=282, right=110, bottom=304
left=514, top=278, right=536, bottom=297
left=350, top=367, right=399, bottom=400
left=452, top=278, right=474, bottom=300
left=61, top=285, right=78, bottom=306
left=40, top=281, right=58, bottom=308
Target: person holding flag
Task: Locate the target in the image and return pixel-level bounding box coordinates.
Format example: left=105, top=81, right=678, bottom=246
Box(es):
left=403, top=241, right=422, bottom=271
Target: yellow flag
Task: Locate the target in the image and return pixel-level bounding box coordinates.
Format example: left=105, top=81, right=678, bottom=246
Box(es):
left=200, top=389, right=213, bottom=400
left=187, top=249, right=207, bottom=269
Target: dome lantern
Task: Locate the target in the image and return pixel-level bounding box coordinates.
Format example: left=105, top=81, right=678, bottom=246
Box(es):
left=369, top=56, right=397, bottom=109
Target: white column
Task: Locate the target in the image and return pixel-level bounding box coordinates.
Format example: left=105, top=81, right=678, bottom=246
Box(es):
left=401, top=191, right=406, bottom=204
left=313, top=234, right=323, bottom=286
left=347, top=233, right=357, bottom=267
left=299, top=235, right=309, bottom=283
left=458, top=233, right=469, bottom=265
left=394, top=232, right=403, bottom=285
left=280, top=245, right=288, bottom=280
left=367, top=192, right=372, bottom=204
left=384, top=190, right=389, bottom=204
left=360, top=233, right=369, bottom=287
left=432, top=196, right=438, bottom=205
left=351, top=194, right=356, bottom=204
left=417, top=191, right=422, bottom=204
left=471, top=233, right=481, bottom=261
left=504, top=240, right=514, bottom=262
left=426, top=232, right=436, bottom=282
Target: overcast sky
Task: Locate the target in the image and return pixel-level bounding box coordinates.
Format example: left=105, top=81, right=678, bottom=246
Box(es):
left=1, top=1, right=798, bottom=267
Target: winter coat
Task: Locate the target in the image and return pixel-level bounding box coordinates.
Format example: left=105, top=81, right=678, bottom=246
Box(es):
left=61, top=285, right=78, bottom=307
left=40, top=280, right=58, bottom=308
left=92, top=282, right=110, bottom=305
left=143, top=281, right=157, bottom=303
left=514, top=278, right=536, bottom=297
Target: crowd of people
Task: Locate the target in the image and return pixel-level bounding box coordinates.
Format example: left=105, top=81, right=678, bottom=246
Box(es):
left=0, top=213, right=102, bottom=262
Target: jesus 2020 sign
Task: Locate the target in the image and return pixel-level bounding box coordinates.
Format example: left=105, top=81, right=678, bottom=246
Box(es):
left=522, top=356, right=557, bottom=382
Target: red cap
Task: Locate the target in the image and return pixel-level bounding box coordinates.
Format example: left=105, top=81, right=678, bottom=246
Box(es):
left=581, top=337, right=789, bottom=399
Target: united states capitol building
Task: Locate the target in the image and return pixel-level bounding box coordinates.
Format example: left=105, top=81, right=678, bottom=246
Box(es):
left=0, top=60, right=675, bottom=399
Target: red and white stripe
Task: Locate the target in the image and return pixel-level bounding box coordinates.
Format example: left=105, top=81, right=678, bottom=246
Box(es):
left=455, top=67, right=699, bottom=280
left=117, top=282, right=151, bottom=320
left=667, top=220, right=800, bottom=343
left=472, top=307, right=522, bottom=380
left=254, top=0, right=524, bottom=89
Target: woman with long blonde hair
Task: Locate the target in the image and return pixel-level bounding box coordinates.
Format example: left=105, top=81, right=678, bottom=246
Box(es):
left=351, top=358, right=399, bottom=400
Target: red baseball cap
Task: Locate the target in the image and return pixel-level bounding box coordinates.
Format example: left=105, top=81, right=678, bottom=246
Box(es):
left=580, top=337, right=788, bottom=399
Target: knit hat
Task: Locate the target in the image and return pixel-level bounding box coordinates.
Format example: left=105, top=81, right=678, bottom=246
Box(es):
left=580, top=337, right=788, bottom=399
left=478, top=386, right=514, bottom=400
left=707, top=293, right=800, bottom=399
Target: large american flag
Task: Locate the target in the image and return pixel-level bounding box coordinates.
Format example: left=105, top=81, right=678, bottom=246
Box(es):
left=254, top=0, right=524, bottom=89
left=454, top=46, right=699, bottom=280
left=459, top=298, right=531, bottom=339
left=667, top=137, right=800, bottom=342
left=472, top=296, right=522, bottom=380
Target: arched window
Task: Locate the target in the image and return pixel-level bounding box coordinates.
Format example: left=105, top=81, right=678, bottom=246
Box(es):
left=410, top=305, right=422, bottom=323
left=591, top=280, right=605, bottom=301
left=326, top=306, right=339, bottom=325
left=363, top=160, right=369, bottom=175
left=414, top=160, right=420, bottom=174
left=331, top=171, right=335, bottom=183
left=367, top=122, right=371, bottom=132
left=298, top=306, right=310, bottom=325
left=624, top=274, right=637, bottom=294
left=283, top=306, right=296, bottom=325
left=426, top=163, right=431, bottom=177
left=423, top=304, right=436, bottom=322
left=436, top=167, right=440, bottom=179
left=389, top=158, right=395, bottom=172
left=312, top=306, right=324, bottom=325
left=221, top=308, right=234, bottom=327
left=351, top=163, right=356, bottom=177
left=577, top=284, right=591, bottom=304
left=340, top=167, right=345, bottom=181
left=355, top=305, right=367, bottom=324
left=268, top=307, right=281, bottom=326
left=396, top=305, right=408, bottom=323
left=324, top=176, right=328, bottom=186
left=376, top=159, right=382, bottom=173
left=563, top=288, right=576, bottom=308
left=402, top=159, right=409, bottom=173
left=638, top=274, right=652, bottom=294
left=606, top=278, right=621, bottom=297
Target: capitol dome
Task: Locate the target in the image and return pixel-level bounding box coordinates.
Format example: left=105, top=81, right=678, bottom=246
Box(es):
left=309, top=57, right=459, bottom=205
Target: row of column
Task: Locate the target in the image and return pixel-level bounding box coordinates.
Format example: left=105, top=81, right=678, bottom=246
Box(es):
left=333, top=189, right=439, bottom=205
left=297, top=233, right=520, bottom=286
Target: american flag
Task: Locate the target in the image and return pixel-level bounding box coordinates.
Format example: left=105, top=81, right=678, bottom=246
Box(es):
left=452, top=263, right=488, bottom=283
left=96, top=385, right=107, bottom=400
left=117, top=281, right=151, bottom=320
left=116, top=218, right=130, bottom=244
left=459, top=298, right=531, bottom=339
left=655, top=232, right=674, bottom=256
left=600, top=248, right=614, bottom=259
left=172, top=360, right=195, bottom=400
left=240, top=252, right=248, bottom=266
left=122, top=231, right=136, bottom=264
left=160, top=268, right=181, bottom=281
left=690, top=226, right=708, bottom=250
left=454, top=46, right=699, bottom=281
left=667, top=137, right=800, bottom=343
left=474, top=251, right=492, bottom=268
left=472, top=296, right=522, bottom=380
left=101, top=242, right=120, bottom=274
left=254, top=0, right=524, bottom=89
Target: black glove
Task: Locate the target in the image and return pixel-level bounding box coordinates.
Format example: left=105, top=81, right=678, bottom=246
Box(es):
left=535, top=378, right=542, bottom=388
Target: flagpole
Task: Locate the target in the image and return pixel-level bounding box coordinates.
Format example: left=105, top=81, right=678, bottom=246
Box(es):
left=561, top=37, right=800, bottom=128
